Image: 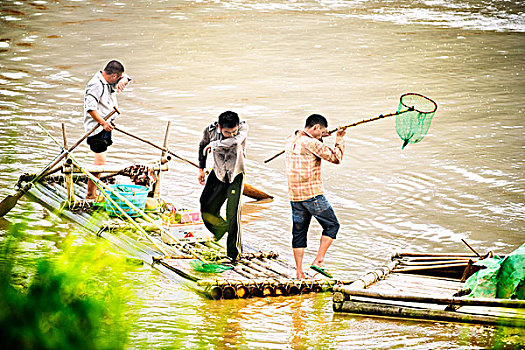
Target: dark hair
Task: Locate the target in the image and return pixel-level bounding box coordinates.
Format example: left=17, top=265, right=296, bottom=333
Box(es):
left=305, top=114, right=328, bottom=128
left=218, top=111, right=240, bottom=128
left=104, top=60, right=125, bottom=75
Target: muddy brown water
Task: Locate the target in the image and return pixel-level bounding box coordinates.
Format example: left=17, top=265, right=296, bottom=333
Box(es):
left=0, top=1, right=523, bottom=348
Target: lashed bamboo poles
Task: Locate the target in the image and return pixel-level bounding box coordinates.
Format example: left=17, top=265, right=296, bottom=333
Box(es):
left=337, top=289, right=525, bottom=308
left=199, top=277, right=341, bottom=300
left=335, top=300, right=525, bottom=328
left=38, top=124, right=198, bottom=260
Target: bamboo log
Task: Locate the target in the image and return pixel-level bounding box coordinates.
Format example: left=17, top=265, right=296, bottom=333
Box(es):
left=334, top=300, right=525, bottom=328
left=197, top=278, right=338, bottom=287
left=337, top=289, right=525, bottom=309
left=398, top=260, right=471, bottom=267
left=240, top=251, right=279, bottom=260
left=61, top=163, right=169, bottom=175
left=61, top=123, right=75, bottom=203
left=222, top=285, right=236, bottom=299
left=399, top=256, right=476, bottom=262
left=336, top=260, right=400, bottom=291
left=393, top=252, right=479, bottom=258
left=153, top=122, right=171, bottom=199
left=395, top=263, right=469, bottom=273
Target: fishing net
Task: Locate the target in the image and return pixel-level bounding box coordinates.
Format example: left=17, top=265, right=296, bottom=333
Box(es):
left=395, top=93, right=437, bottom=149
left=190, top=259, right=233, bottom=273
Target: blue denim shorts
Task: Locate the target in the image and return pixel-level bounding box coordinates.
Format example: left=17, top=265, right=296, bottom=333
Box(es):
left=290, top=195, right=340, bottom=248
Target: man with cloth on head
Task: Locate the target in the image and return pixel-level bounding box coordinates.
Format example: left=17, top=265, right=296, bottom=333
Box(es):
left=285, top=114, right=346, bottom=279
left=198, top=111, right=248, bottom=263
left=83, top=60, right=131, bottom=199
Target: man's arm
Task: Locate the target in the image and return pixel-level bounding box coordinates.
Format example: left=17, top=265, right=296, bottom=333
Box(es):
left=88, top=110, right=114, bottom=132
left=116, top=73, right=132, bottom=93
left=307, top=129, right=346, bottom=164
left=210, top=121, right=248, bottom=149
left=198, top=126, right=211, bottom=185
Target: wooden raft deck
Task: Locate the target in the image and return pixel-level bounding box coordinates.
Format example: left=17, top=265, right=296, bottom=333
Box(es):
left=333, top=253, right=525, bottom=328
left=24, top=178, right=340, bottom=300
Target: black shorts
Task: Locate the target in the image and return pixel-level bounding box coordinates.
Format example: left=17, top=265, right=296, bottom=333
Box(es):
left=87, top=130, right=113, bottom=153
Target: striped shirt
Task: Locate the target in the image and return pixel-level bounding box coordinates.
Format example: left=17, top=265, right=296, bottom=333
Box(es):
left=285, top=130, right=345, bottom=202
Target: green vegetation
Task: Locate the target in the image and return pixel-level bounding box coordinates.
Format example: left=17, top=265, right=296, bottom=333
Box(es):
left=0, top=222, right=135, bottom=350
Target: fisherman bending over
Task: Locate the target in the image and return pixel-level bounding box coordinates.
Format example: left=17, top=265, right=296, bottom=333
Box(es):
left=83, top=60, right=131, bottom=199
left=284, top=114, right=346, bottom=279
left=198, top=111, right=248, bottom=262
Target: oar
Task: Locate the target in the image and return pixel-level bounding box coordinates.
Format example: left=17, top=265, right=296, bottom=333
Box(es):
left=112, top=126, right=273, bottom=200
left=264, top=109, right=410, bottom=163
left=0, top=107, right=120, bottom=217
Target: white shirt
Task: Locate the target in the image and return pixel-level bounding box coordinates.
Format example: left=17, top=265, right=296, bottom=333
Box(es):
left=83, top=71, right=119, bottom=134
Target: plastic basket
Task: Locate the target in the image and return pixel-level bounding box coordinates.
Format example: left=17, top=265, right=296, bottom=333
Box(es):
left=104, top=184, right=149, bottom=217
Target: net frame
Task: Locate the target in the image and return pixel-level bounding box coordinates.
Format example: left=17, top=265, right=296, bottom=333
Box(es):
left=396, top=93, right=437, bottom=149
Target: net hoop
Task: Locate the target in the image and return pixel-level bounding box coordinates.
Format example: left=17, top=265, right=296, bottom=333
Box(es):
left=399, top=93, right=437, bottom=114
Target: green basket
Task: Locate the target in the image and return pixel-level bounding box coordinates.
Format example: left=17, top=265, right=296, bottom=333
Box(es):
left=104, top=184, right=149, bottom=217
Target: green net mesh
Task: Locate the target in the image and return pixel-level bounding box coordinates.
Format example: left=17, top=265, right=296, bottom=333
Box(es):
left=190, top=259, right=233, bottom=273
left=395, top=93, right=437, bottom=149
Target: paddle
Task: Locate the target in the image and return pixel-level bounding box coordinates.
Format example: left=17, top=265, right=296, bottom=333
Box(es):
left=112, top=126, right=273, bottom=200
left=0, top=107, right=119, bottom=217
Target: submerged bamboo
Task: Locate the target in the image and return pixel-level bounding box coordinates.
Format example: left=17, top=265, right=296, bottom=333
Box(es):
left=334, top=301, right=525, bottom=328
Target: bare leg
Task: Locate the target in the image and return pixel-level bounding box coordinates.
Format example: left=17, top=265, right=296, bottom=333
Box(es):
left=293, top=247, right=305, bottom=279
left=312, top=235, right=333, bottom=267
left=86, top=152, right=106, bottom=199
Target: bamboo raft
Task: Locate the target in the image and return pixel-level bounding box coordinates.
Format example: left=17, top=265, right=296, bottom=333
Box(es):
left=24, top=177, right=343, bottom=299
left=333, top=252, right=525, bottom=328
left=15, top=122, right=345, bottom=300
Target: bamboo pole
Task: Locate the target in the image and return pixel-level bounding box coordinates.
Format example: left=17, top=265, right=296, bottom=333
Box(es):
left=153, top=121, right=171, bottom=199
left=335, top=260, right=400, bottom=291
left=197, top=278, right=338, bottom=287
left=398, top=260, right=472, bottom=267
left=113, top=125, right=273, bottom=200
left=334, top=300, right=525, bottom=328
left=393, top=252, right=479, bottom=258
left=338, top=289, right=525, bottom=309
left=61, top=123, right=75, bottom=203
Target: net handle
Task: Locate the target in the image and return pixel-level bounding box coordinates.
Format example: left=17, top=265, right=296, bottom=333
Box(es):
left=263, top=108, right=411, bottom=163
left=326, top=108, right=411, bottom=135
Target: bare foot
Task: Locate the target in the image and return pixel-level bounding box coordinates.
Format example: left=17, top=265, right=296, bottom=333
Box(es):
left=296, top=271, right=305, bottom=279
left=312, top=260, right=326, bottom=268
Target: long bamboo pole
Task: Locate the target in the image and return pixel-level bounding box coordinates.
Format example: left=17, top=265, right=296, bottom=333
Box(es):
left=112, top=126, right=273, bottom=200
left=337, top=289, right=525, bottom=308
left=334, top=300, right=525, bottom=328
left=264, top=109, right=410, bottom=163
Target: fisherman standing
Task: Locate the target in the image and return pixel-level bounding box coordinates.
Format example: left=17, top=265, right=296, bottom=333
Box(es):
left=83, top=60, right=131, bottom=199
left=284, top=114, right=346, bottom=279
left=198, top=111, right=248, bottom=262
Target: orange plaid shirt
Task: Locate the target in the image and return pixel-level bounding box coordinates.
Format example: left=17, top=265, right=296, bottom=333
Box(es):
left=285, top=130, right=345, bottom=201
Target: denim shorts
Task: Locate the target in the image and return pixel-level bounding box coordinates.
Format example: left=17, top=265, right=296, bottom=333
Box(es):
left=290, top=195, right=340, bottom=248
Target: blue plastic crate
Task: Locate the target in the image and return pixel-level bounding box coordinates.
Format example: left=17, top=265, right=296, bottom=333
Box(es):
left=104, top=184, right=149, bottom=217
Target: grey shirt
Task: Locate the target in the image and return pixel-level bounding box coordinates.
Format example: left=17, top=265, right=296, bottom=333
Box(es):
left=198, top=121, right=248, bottom=183
left=83, top=71, right=121, bottom=134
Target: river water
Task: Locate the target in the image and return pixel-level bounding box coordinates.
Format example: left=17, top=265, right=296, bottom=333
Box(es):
left=1, top=0, right=524, bottom=348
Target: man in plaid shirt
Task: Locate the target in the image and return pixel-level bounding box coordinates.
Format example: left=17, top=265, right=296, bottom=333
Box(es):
left=285, top=114, right=346, bottom=279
